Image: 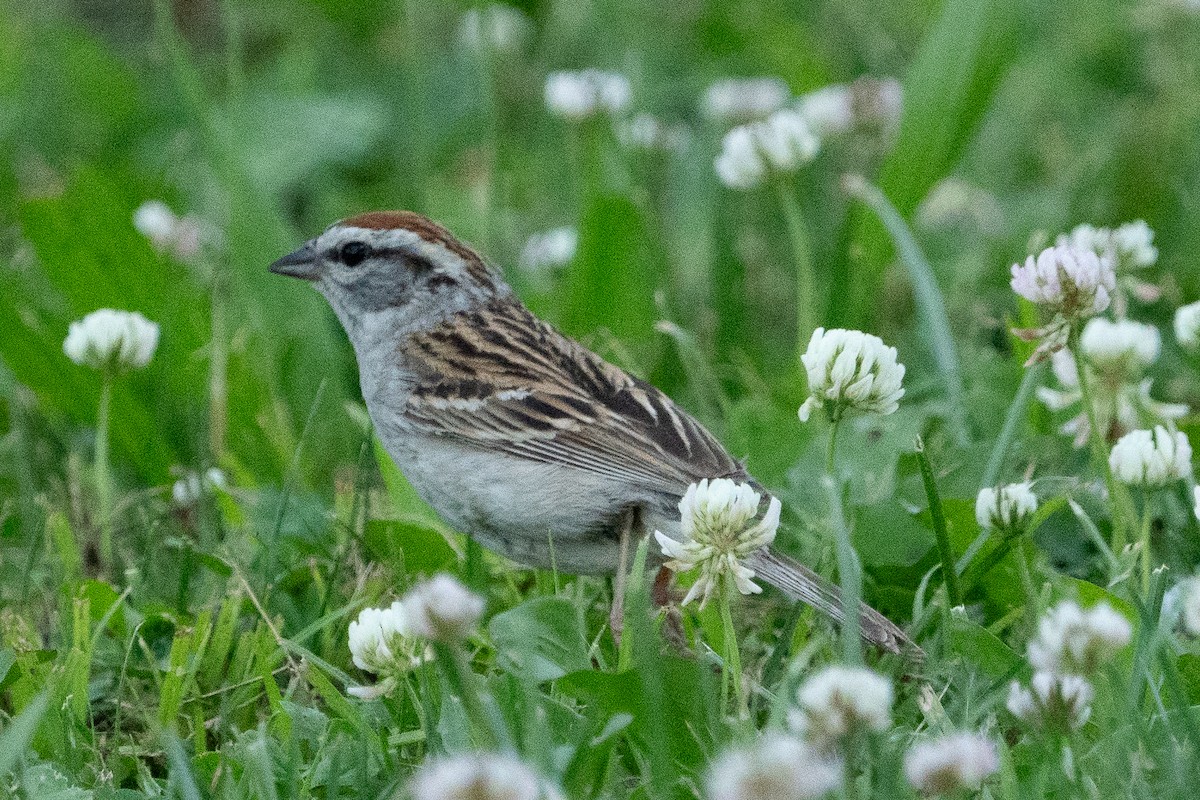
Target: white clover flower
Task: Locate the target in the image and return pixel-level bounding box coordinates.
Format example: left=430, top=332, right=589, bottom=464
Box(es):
left=797, top=328, right=905, bottom=422
left=796, top=85, right=854, bottom=137
left=1109, top=426, right=1192, bottom=487
left=1174, top=301, right=1200, bottom=350
left=791, top=665, right=893, bottom=750
left=518, top=228, right=578, bottom=274
left=63, top=309, right=160, bottom=374
left=975, top=483, right=1038, bottom=532
left=171, top=468, right=228, bottom=508
left=1007, top=672, right=1094, bottom=732
left=903, top=732, right=999, bottom=795
left=133, top=200, right=207, bottom=260
left=858, top=76, right=903, bottom=132
left=1060, top=221, right=1157, bottom=272
left=702, top=76, right=790, bottom=123
left=1027, top=601, right=1132, bottom=675
left=410, top=753, right=563, bottom=800
left=1010, top=244, right=1116, bottom=321
left=654, top=479, right=780, bottom=608
left=403, top=574, right=485, bottom=642
left=1036, top=349, right=1186, bottom=448
left=706, top=733, right=842, bottom=800
left=1080, top=317, right=1160, bottom=375
left=618, top=113, right=687, bottom=152
left=714, top=109, right=819, bottom=190
left=916, top=178, right=1003, bottom=234
left=544, top=70, right=630, bottom=120
left=347, top=600, right=410, bottom=676
left=458, top=4, right=531, bottom=52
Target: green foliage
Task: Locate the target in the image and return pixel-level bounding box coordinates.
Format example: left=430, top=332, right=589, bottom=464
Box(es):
left=3, top=0, right=1200, bottom=797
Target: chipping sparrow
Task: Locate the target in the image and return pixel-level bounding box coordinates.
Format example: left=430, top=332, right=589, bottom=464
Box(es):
left=271, top=211, right=914, bottom=654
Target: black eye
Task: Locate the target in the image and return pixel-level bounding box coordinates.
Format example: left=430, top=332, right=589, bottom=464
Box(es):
left=338, top=241, right=369, bottom=267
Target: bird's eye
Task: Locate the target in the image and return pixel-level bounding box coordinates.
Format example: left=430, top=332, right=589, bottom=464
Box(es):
left=338, top=241, right=370, bottom=267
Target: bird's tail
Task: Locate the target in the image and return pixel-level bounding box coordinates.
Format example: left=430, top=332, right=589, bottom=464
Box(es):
left=746, top=547, right=921, bottom=658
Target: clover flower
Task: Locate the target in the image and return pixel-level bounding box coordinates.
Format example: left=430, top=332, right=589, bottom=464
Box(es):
left=975, top=483, right=1038, bottom=533
left=1079, top=318, right=1160, bottom=376
left=618, top=113, right=687, bottom=152
left=706, top=733, right=842, bottom=800
left=790, top=665, right=893, bottom=751
left=903, top=732, right=999, bottom=796
left=64, top=309, right=160, bottom=374
left=133, top=200, right=210, bottom=261
left=518, top=228, right=578, bottom=274
left=702, top=76, right=790, bottom=123
left=1036, top=349, right=1185, bottom=448
left=171, top=467, right=228, bottom=508
left=544, top=70, right=630, bottom=120
left=1010, top=245, right=1116, bottom=362
left=458, top=4, right=531, bottom=52
left=1058, top=220, right=1158, bottom=272
left=1007, top=672, right=1094, bottom=733
left=1175, top=301, right=1200, bottom=350
left=654, top=478, right=780, bottom=608
left=797, top=328, right=905, bottom=422
left=346, top=600, right=417, bottom=699
left=410, top=753, right=563, bottom=800
left=795, top=85, right=854, bottom=137
left=714, top=109, right=819, bottom=189
left=403, top=574, right=485, bottom=643
left=1108, top=426, right=1193, bottom=487
left=1027, top=601, right=1132, bottom=675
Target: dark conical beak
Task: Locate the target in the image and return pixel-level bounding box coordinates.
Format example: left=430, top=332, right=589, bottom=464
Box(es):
left=270, top=241, right=320, bottom=280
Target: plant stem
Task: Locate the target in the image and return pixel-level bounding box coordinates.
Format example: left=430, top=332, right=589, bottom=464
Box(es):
left=1069, top=337, right=1123, bottom=550
left=96, top=374, right=114, bottom=571
left=826, top=475, right=862, bottom=665
left=826, top=413, right=842, bottom=477
left=441, top=644, right=501, bottom=749
left=916, top=439, right=961, bottom=606
left=1139, top=497, right=1153, bottom=595
left=775, top=181, right=819, bottom=359
left=209, top=264, right=229, bottom=461
left=719, top=589, right=745, bottom=719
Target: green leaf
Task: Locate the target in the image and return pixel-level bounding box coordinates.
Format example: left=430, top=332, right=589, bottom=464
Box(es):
left=0, top=693, right=48, bottom=777
left=945, top=611, right=1023, bottom=681
left=488, top=597, right=591, bottom=683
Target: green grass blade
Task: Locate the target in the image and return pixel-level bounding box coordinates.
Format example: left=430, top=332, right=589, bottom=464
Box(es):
left=0, top=693, right=48, bottom=777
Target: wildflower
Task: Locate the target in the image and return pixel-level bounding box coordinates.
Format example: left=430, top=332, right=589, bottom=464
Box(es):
left=403, top=574, right=485, bottom=642
left=702, top=77, right=790, bottom=123
left=1174, top=300, right=1200, bottom=350
left=544, top=70, right=630, bottom=120
left=706, top=733, right=842, bottom=800
left=518, top=228, right=578, bottom=274
left=916, top=178, right=1003, bottom=234
left=1058, top=220, right=1157, bottom=272
left=1010, top=245, right=1116, bottom=362
left=64, top=309, right=160, bottom=374
left=618, top=113, right=687, bottom=152
left=654, top=478, right=780, bottom=608
left=904, top=732, right=999, bottom=795
left=714, top=109, right=819, bottom=190
left=1007, top=672, right=1093, bottom=732
left=1036, top=349, right=1185, bottom=447
left=1108, top=426, right=1192, bottom=487
left=1079, top=318, right=1160, bottom=376
left=796, top=85, right=853, bottom=137
left=797, top=328, right=905, bottom=422
left=346, top=600, right=420, bottom=698
left=410, top=753, right=563, bottom=800
left=975, top=483, right=1038, bottom=533
left=791, top=665, right=893, bottom=750
left=458, top=4, right=531, bottom=52
left=1027, top=600, right=1132, bottom=675
left=133, top=200, right=207, bottom=260
left=171, top=468, right=228, bottom=508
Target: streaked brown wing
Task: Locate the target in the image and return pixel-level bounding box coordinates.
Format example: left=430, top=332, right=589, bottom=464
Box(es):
left=402, top=297, right=746, bottom=495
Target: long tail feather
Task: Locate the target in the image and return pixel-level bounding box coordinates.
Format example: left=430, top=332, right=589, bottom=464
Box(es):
left=746, top=547, right=922, bottom=658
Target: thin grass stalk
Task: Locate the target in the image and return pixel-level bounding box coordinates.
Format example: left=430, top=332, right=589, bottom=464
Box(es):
left=844, top=175, right=969, bottom=445
left=916, top=438, right=961, bottom=607
left=96, top=374, right=114, bottom=570
left=826, top=474, right=862, bottom=665
left=775, top=181, right=819, bottom=358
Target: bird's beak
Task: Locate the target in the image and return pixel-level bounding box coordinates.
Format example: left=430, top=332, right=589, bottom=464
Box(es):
left=270, top=241, right=320, bottom=280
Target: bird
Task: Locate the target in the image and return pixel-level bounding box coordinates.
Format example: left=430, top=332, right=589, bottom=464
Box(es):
left=271, top=210, right=915, bottom=654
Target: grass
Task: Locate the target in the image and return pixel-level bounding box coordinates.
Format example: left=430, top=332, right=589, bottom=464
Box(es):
left=3, top=0, right=1200, bottom=798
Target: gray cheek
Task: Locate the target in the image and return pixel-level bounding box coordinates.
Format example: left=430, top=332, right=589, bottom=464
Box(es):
left=338, top=268, right=412, bottom=312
